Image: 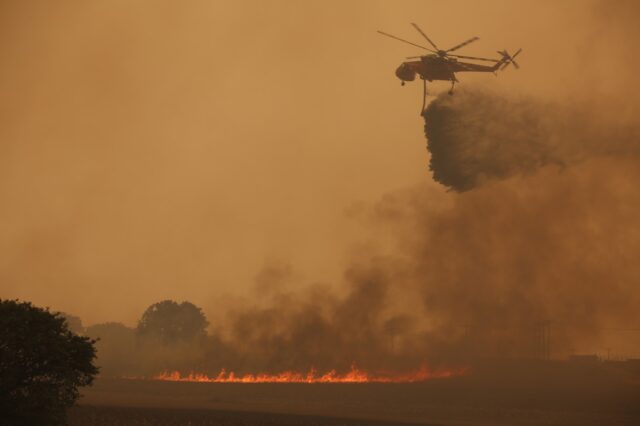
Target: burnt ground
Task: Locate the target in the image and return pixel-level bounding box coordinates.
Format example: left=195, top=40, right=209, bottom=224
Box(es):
left=72, top=361, right=640, bottom=426
left=68, top=405, right=431, bottom=426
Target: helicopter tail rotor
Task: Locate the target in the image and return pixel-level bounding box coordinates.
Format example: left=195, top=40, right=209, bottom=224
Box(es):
left=497, top=48, right=522, bottom=70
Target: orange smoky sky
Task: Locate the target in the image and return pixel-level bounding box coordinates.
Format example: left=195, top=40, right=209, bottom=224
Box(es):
left=0, top=0, right=634, bottom=325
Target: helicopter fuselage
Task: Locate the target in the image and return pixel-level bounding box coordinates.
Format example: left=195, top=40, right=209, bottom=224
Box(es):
left=395, top=54, right=498, bottom=84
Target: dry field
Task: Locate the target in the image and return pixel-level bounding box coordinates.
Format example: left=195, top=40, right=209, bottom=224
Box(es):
left=72, top=362, right=640, bottom=426
left=68, top=405, right=427, bottom=426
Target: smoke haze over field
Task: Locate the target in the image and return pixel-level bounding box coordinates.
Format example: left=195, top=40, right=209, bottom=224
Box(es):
left=1, top=0, right=640, bottom=366
left=209, top=157, right=640, bottom=370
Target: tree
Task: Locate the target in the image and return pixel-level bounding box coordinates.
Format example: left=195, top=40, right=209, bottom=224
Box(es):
left=0, top=300, right=98, bottom=425
left=137, top=300, right=209, bottom=344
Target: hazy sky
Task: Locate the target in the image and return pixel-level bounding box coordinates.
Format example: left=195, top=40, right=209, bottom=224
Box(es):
left=0, top=0, right=626, bottom=325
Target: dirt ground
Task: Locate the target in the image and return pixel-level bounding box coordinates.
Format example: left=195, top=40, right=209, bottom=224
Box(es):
left=69, top=405, right=431, bottom=426
left=73, top=361, right=640, bottom=426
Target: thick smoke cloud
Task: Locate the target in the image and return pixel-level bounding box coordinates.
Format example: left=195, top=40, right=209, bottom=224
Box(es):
left=207, top=160, right=640, bottom=371
left=86, top=111, right=640, bottom=375
left=6, top=0, right=640, bottom=375
left=207, top=0, right=640, bottom=369
left=109, top=150, right=640, bottom=375
left=375, top=158, right=640, bottom=361
left=87, top=262, right=431, bottom=376
left=210, top=261, right=426, bottom=373
left=423, top=89, right=640, bottom=191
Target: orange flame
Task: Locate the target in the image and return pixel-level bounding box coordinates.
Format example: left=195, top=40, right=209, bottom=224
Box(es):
left=151, top=364, right=468, bottom=383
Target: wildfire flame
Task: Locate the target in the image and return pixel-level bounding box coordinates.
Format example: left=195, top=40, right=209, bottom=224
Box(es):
left=151, top=364, right=468, bottom=384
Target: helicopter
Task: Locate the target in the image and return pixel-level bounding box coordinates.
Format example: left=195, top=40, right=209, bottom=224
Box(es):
left=378, top=23, right=521, bottom=111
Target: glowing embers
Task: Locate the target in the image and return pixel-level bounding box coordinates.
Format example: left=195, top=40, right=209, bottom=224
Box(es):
left=152, top=364, right=468, bottom=383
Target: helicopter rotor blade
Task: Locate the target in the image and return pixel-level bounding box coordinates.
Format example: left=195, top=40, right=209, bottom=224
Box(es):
left=446, top=36, right=479, bottom=52
left=377, top=30, right=436, bottom=52
left=511, top=48, right=522, bottom=68
left=410, top=23, right=439, bottom=51
left=448, top=53, right=500, bottom=63
left=497, top=48, right=522, bottom=70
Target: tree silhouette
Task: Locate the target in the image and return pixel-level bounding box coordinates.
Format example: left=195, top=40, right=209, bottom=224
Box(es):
left=137, top=300, right=209, bottom=344
left=0, top=300, right=98, bottom=425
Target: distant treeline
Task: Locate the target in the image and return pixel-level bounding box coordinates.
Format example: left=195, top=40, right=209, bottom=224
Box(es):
left=63, top=300, right=215, bottom=377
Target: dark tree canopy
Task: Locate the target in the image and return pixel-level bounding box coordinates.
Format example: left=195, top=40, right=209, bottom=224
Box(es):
left=0, top=300, right=98, bottom=425
left=137, top=300, right=209, bottom=344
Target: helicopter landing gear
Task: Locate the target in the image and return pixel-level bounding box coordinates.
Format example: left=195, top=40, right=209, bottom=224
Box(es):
left=401, top=81, right=405, bottom=86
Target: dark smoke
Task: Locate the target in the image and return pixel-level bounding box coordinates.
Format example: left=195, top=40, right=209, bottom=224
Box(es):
left=87, top=0, right=640, bottom=376
left=205, top=147, right=640, bottom=370
left=88, top=83, right=640, bottom=375
left=86, top=131, right=640, bottom=377
left=423, top=89, right=640, bottom=191
left=203, top=260, right=428, bottom=374
left=375, top=158, right=640, bottom=361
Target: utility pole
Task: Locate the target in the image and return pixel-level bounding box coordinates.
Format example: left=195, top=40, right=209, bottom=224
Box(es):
left=534, top=321, right=551, bottom=360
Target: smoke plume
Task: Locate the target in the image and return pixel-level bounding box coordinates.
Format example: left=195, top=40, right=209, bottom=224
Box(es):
left=201, top=260, right=428, bottom=374
left=423, top=89, right=640, bottom=191
left=7, top=0, right=640, bottom=376
left=210, top=152, right=640, bottom=370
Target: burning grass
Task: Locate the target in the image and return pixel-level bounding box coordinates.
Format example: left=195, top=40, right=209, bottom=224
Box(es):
left=144, top=364, right=469, bottom=384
